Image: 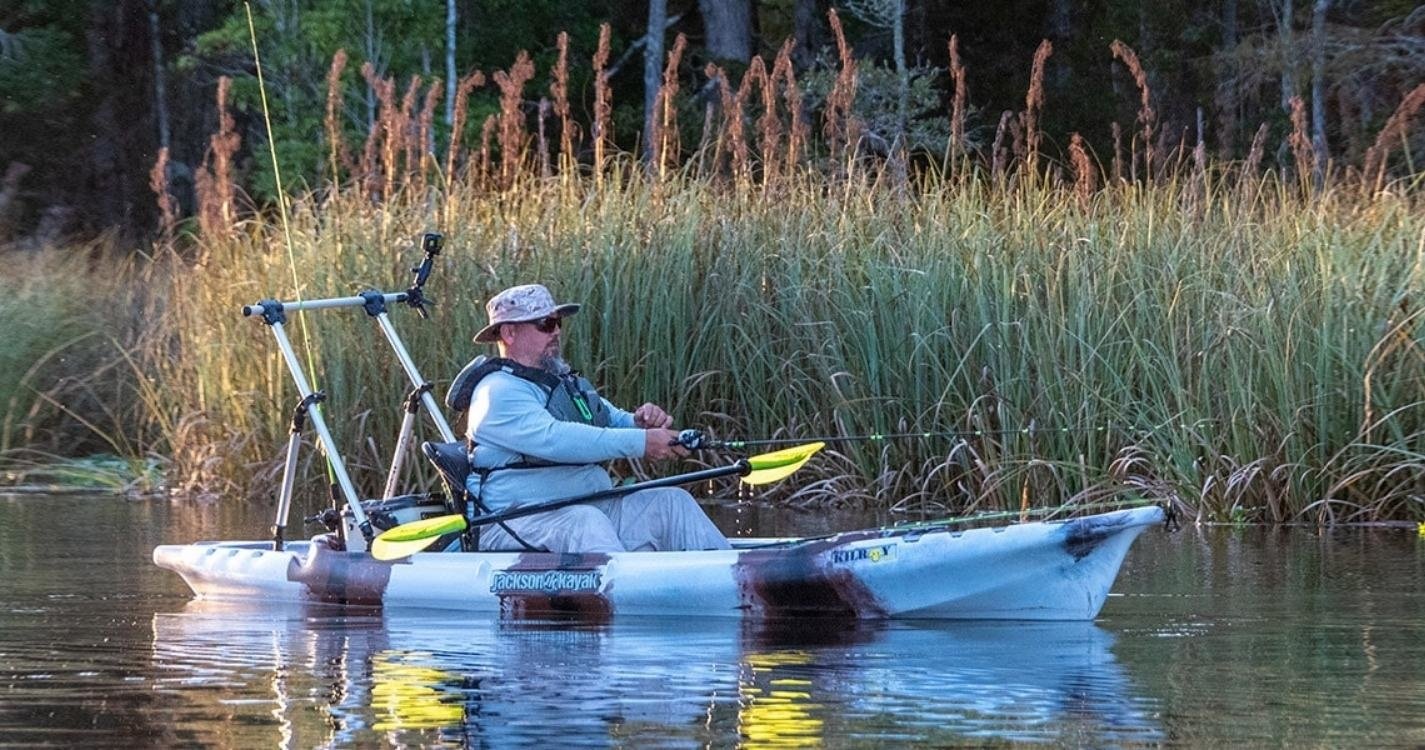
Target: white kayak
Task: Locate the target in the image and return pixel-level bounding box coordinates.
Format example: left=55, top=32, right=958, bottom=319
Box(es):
left=153, top=505, right=1163, bottom=621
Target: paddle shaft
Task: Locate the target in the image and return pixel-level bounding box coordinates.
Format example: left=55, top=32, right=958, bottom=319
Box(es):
left=467, top=460, right=749, bottom=528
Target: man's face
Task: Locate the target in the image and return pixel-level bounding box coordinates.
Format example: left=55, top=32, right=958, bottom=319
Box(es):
left=499, top=316, right=562, bottom=366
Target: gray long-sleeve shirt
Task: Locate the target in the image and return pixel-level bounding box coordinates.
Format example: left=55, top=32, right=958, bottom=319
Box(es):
left=465, top=370, right=646, bottom=511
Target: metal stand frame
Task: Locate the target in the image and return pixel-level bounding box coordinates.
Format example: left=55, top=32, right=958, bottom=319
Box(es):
left=272, top=392, right=325, bottom=550
left=248, top=232, right=455, bottom=551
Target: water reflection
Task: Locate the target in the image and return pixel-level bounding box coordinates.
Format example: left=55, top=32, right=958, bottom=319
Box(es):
left=151, top=603, right=1161, bottom=747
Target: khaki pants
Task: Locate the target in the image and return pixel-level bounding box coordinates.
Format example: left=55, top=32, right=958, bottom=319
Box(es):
left=477, top=488, right=730, bottom=553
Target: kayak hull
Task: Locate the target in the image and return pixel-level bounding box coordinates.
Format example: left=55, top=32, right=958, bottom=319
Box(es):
left=153, top=506, right=1162, bottom=621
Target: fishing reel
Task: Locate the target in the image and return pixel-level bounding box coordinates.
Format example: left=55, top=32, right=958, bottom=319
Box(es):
left=672, top=429, right=726, bottom=451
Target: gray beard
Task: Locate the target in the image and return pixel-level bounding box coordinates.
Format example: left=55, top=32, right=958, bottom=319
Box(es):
left=539, top=354, right=571, bottom=375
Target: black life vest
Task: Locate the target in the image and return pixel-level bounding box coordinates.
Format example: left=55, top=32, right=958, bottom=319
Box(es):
left=450, top=356, right=613, bottom=471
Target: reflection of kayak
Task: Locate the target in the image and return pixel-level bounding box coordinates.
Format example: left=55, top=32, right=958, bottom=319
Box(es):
left=153, top=505, right=1161, bottom=620
left=150, top=601, right=1162, bottom=746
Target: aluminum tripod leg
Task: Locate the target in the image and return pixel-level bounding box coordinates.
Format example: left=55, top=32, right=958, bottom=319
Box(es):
left=383, top=408, right=417, bottom=499
left=372, top=312, right=457, bottom=443
left=273, top=393, right=323, bottom=551
left=266, top=321, right=371, bottom=541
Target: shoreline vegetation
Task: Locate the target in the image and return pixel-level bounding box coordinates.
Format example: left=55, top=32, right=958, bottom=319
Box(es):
left=2, top=25, right=1421, bottom=525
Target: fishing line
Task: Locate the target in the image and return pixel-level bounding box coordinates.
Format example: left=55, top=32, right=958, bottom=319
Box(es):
left=244, top=3, right=334, bottom=480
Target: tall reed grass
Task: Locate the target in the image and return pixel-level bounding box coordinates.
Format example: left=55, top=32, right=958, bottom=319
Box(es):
left=5, top=31, right=1422, bottom=523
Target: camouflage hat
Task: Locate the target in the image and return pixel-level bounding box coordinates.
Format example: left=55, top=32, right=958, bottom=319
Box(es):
left=473, top=284, right=581, bottom=343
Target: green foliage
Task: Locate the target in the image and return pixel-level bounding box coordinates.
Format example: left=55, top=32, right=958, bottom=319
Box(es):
left=0, top=25, right=85, bottom=114
left=802, top=61, right=954, bottom=153
left=0, top=247, right=137, bottom=458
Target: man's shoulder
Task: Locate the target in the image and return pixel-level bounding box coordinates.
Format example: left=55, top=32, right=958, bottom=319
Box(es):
left=473, top=367, right=545, bottom=394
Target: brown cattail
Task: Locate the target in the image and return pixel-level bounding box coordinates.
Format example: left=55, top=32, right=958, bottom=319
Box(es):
left=324, top=50, right=350, bottom=184
left=536, top=98, right=552, bottom=178
left=1287, top=95, right=1313, bottom=184
left=769, top=39, right=799, bottom=178
left=707, top=63, right=745, bottom=182
left=1069, top=132, right=1095, bottom=207
left=493, top=51, right=535, bottom=188
left=358, top=116, right=380, bottom=196
left=417, top=78, right=443, bottom=190
left=752, top=54, right=781, bottom=182
left=445, top=70, right=485, bottom=189
left=149, top=147, right=176, bottom=244
left=778, top=41, right=807, bottom=171
left=1110, top=121, right=1124, bottom=184
left=552, top=32, right=576, bottom=171
left=697, top=96, right=716, bottom=174
left=398, top=76, right=422, bottom=185
left=592, top=24, right=613, bottom=178
left=1008, top=111, right=1025, bottom=165
left=823, top=9, right=858, bottom=156
left=1363, top=82, right=1425, bottom=188
left=477, top=114, right=497, bottom=187
left=991, top=110, right=1013, bottom=181
left=1193, top=131, right=1207, bottom=186
left=1110, top=40, right=1155, bottom=180
left=948, top=34, right=967, bottom=156
left=651, top=33, right=688, bottom=177
left=1024, top=40, right=1052, bottom=172
left=1244, top=121, right=1269, bottom=179
left=736, top=60, right=766, bottom=181
left=359, top=63, right=397, bottom=200
left=208, top=76, right=239, bottom=231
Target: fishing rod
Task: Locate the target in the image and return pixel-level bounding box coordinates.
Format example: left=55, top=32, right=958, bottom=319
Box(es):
left=672, top=430, right=1117, bottom=453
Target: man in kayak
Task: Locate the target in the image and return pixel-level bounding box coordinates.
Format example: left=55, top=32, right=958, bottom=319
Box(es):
left=463, top=283, right=731, bottom=554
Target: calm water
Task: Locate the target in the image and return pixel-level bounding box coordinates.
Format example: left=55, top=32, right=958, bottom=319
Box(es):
left=2, top=495, right=1423, bottom=747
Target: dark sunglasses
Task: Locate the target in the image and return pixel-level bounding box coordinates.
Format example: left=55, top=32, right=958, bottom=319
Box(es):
left=531, top=316, right=562, bottom=334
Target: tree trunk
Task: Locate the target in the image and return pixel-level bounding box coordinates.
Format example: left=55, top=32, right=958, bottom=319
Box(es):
left=445, top=0, right=456, bottom=126
left=1279, top=0, right=1295, bottom=113
left=147, top=1, right=170, bottom=151
left=1310, top=0, right=1330, bottom=185
left=792, top=0, right=825, bottom=68
left=84, top=0, right=150, bottom=234
left=643, top=0, right=667, bottom=161
left=698, top=0, right=751, bottom=63
left=364, top=0, right=376, bottom=127
left=892, top=0, right=907, bottom=143
left=1219, top=0, right=1238, bottom=155
left=1047, top=0, right=1072, bottom=90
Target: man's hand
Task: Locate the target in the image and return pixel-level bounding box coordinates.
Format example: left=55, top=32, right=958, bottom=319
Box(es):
left=632, top=402, right=673, bottom=429
left=643, top=428, right=689, bottom=461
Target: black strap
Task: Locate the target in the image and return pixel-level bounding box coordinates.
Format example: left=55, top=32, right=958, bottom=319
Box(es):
left=465, top=467, right=541, bottom=552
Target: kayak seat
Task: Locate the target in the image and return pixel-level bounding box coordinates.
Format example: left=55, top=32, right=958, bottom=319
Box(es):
left=420, top=440, right=477, bottom=553
left=422, top=440, right=471, bottom=507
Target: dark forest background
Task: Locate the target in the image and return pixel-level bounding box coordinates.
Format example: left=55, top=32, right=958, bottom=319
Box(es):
left=1, top=0, right=1422, bottom=244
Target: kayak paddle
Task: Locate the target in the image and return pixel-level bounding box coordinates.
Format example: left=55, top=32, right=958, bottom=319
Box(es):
left=370, top=442, right=823, bottom=561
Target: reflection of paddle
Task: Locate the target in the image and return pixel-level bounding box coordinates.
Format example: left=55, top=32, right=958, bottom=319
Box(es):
left=370, top=442, right=824, bottom=561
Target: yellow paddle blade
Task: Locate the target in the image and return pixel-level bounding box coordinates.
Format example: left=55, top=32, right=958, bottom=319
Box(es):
left=370, top=514, right=468, bottom=561
left=742, top=442, right=824, bottom=485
